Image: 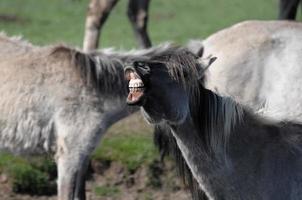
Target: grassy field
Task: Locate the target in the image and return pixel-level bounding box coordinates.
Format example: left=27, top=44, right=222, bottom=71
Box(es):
left=0, top=0, right=301, bottom=196
left=1, top=0, right=300, bottom=48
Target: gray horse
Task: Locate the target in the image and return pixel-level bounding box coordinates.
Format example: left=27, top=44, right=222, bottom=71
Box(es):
left=125, top=46, right=302, bottom=200
left=156, top=20, right=302, bottom=199
left=0, top=33, right=177, bottom=200
left=199, top=20, right=302, bottom=122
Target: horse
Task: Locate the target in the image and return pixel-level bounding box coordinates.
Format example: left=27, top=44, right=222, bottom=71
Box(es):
left=0, top=33, right=180, bottom=200
left=190, top=20, right=302, bottom=122
left=83, top=0, right=151, bottom=52
left=125, top=46, right=302, bottom=200
left=279, top=0, right=301, bottom=20
left=154, top=20, right=302, bottom=199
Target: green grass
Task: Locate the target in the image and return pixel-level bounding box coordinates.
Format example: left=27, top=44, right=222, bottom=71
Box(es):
left=94, top=185, right=120, bottom=197
left=93, top=134, right=158, bottom=171
left=1, top=0, right=301, bottom=48
left=0, top=152, right=56, bottom=195
left=92, top=114, right=156, bottom=171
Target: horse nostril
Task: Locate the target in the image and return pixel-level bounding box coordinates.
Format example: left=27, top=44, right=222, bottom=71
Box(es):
left=124, top=68, right=135, bottom=80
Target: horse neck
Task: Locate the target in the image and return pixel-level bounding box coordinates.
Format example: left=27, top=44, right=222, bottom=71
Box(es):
left=81, top=52, right=127, bottom=100
left=168, top=87, right=249, bottom=199
left=101, top=102, right=138, bottom=130
left=190, top=86, right=244, bottom=154
left=87, top=54, right=139, bottom=128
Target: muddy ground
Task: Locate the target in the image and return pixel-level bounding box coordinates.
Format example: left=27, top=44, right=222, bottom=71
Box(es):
left=0, top=159, right=192, bottom=200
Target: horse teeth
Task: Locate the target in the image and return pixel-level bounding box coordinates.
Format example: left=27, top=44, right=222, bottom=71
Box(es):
left=129, top=78, right=144, bottom=88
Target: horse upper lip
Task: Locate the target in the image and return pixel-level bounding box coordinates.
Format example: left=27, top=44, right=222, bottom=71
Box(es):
left=125, top=67, right=145, bottom=88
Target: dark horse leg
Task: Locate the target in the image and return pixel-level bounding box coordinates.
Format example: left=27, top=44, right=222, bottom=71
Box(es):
left=83, top=0, right=119, bottom=52
left=278, top=0, right=300, bottom=20
left=127, top=0, right=152, bottom=48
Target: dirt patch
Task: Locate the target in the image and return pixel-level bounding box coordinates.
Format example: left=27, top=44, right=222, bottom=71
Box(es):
left=0, top=14, right=29, bottom=24
left=0, top=159, right=192, bottom=200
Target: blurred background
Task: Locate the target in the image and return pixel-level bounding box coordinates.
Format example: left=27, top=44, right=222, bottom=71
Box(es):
left=0, top=0, right=301, bottom=199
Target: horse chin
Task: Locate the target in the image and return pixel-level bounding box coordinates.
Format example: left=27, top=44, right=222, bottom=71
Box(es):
left=126, top=91, right=146, bottom=106
left=140, top=107, right=163, bottom=124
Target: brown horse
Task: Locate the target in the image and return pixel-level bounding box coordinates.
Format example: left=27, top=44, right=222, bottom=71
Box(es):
left=83, top=0, right=152, bottom=52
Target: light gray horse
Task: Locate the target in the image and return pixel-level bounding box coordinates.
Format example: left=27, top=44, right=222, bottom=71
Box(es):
left=125, top=46, right=302, bottom=200
left=0, top=33, right=176, bottom=200
left=197, top=20, right=302, bottom=122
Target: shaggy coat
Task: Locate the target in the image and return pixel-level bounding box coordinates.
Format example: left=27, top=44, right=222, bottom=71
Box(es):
left=0, top=33, right=175, bottom=200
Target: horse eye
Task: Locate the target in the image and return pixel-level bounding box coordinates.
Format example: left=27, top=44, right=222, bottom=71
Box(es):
left=134, top=61, right=145, bottom=68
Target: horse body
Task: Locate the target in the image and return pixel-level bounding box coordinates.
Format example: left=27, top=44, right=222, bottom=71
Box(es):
left=125, top=47, right=302, bottom=200
left=0, top=34, right=177, bottom=200
left=0, top=34, right=133, bottom=200
left=169, top=90, right=302, bottom=200
left=195, top=20, right=302, bottom=121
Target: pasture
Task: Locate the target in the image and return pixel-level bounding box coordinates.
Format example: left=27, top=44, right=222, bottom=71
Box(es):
left=0, top=0, right=301, bottom=199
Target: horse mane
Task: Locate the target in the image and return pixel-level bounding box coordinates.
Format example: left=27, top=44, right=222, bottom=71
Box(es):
left=0, top=32, right=33, bottom=47
left=93, top=43, right=201, bottom=87
left=153, top=88, right=245, bottom=199
left=190, top=86, right=244, bottom=156
left=149, top=48, right=245, bottom=199
left=91, top=42, right=180, bottom=62
left=50, top=45, right=127, bottom=98
left=154, top=124, right=207, bottom=200
left=148, top=47, right=244, bottom=155
left=148, top=46, right=201, bottom=88
left=50, top=43, right=190, bottom=99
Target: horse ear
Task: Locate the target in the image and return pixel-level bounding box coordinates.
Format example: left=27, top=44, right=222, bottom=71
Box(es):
left=208, top=56, right=217, bottom=66
left=196, top=46, right=204, bottom=58
left=197, top=55, right=217, bottom=79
